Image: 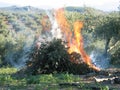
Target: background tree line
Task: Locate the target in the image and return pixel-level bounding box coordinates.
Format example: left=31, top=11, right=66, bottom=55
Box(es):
left=0, top=6, right=119, bottom=67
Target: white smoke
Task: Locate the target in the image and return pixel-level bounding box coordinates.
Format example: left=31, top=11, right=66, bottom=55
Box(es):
left=6, top=9, right=110, bottom=69
left=46, top=10, right=62, bottom=39
left=5, top=29, right=35, bottom=68
left=37, top=10, right=62, bottom=46
left=90, top=50, right=110, bottom=69
left=35, top=10, right=61, bottom=51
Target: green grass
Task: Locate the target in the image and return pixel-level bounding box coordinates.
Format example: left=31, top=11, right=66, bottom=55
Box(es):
left=0, top=69, right=82, bottom=90
left=26, top=73, right=81, bottom=84
left=0, top=67, right=17, bottom=74
left=0, top=68, right=111, bottom=90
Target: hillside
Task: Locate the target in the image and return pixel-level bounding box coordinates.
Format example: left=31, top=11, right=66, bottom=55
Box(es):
left=0, top=5, right=44, bottom=12
left=0, top=6, right=109, bottom=35
left=0, top=5, right=119, bottom=67
left=65, top=6, right=107, bottom=15
left=0, top=5, right=120, bottom=90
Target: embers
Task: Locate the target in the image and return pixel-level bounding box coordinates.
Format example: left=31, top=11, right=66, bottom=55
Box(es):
left=70, top=52, right=84, bottom=64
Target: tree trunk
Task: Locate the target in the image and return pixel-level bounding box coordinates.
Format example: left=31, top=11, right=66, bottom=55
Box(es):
left=104, top=38, right=110, bottom=55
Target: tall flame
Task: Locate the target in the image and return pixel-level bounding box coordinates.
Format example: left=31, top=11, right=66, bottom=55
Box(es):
left=55, top=8, right=72, bottom=44
left=55, top=8, right=100, bottom=71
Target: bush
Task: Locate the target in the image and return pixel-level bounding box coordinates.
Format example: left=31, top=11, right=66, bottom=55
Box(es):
left=25, top=38, right=93, bottom=75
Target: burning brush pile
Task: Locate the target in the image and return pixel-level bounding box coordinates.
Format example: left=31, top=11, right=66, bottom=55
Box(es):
left=26, top=38, right=92, bottom=75
left=25, top=8, right=100, bottom=75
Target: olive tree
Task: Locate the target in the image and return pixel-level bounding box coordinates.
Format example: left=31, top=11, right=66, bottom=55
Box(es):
left=95, top=16, right=120, bottom=55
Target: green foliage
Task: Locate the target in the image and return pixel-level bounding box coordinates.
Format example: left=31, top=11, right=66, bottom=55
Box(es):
left=65, top=11, right=84, bottom=30
left=26, top=39, right=71, bottom=74
left=26, top=73, right=81, bottom=84
left=26, top=38, right=93, bottom=75
left=95, top=16, right=120, bottom=40
left=100, top=85, right=109, bottom=90
left=0, top=6, right=119, bottom=69
left=0, top=75, right=12, bottom=85
left=0, top=67, right=17, bottom=74
left=111, top=47, right=120, bottom=65
left=0, top=7, right=119, bottom=89
left=65, top=6, right=84, bottom=12
left=0, top=67, right=82, bottom=89
left=94, top=15, right=120, bottom=54
left=0, top=10, right=45, bottom=67
left=0, top=24, right=11, bottom=66
left=0, top=68, right=117, bottom=90
left=55, top=73, right=81, bottom=83
left=26, top=74, right=56, bottom=84
left=0, top=68, right=18, bottom=86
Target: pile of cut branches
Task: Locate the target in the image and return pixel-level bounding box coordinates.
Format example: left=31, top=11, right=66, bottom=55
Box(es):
left=25, top=39, right=93, bottom=75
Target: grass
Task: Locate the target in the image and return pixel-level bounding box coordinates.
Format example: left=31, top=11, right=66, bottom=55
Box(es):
left=0, top=67, right=111, bottom=90
left=0, top=67, right=17, bottom=74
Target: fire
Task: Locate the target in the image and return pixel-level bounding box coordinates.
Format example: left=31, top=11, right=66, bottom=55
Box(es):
left=55, top=8, right=100, bottom=71
left=41, top=15, right=51, bottom=31
left=55, top=8, right=72, bottom=44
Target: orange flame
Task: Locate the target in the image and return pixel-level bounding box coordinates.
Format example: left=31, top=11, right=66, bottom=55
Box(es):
left=55, top=8, right=72, bottom=44
left=41, top=15, right=51, bottom=31
left=55, top=8, right=100, bottom=71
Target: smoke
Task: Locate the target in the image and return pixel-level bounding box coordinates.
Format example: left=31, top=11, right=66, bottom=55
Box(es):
left=4, top=9, right=109, bottom=70
left=5, top=29, right=35, bottom=68
left=6, top=9, right=63, bottom=68
left=37, top=10, right=62, bottom=44
left=46, top=10, right=62, bottom=39
left=90, top=49, right=110, bottom=69
left=83, top=31, right=110, bottom=69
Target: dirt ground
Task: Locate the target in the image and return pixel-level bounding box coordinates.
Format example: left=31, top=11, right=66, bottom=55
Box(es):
left=79, top=67, right=120, bottom=89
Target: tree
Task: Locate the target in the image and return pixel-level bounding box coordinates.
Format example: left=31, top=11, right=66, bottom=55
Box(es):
left=95, top=16, right=120, bottom=55
left=65, top=11, right=84, bottom=30
left=0, top=28, right=10, bottom=66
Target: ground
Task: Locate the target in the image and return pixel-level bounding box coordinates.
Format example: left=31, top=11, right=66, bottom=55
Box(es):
left=0, top=67, right=120, bottom=90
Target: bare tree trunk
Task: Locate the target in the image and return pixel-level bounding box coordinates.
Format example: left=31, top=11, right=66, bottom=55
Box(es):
left=104, top=38, right=110, bottom=55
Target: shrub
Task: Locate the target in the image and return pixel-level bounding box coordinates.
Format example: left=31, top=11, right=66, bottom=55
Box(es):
left=25, top=38, right=93, bottom=75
